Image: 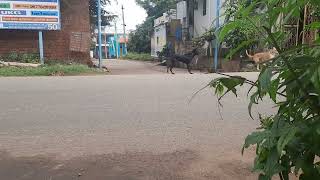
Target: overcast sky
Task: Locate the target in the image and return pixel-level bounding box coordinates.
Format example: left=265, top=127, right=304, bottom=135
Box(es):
left=107, top=0, right=147, bottom=32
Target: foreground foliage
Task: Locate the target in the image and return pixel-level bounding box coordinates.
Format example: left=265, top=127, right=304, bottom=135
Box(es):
left=210, top=0, right=320, bottom=180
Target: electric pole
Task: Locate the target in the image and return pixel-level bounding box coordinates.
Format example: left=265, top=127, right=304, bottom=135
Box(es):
left=121, top=5, right=127, bottom=55
left=214, top=0, right=220, bottom=71
left=97, top=0, right=102, bottom=68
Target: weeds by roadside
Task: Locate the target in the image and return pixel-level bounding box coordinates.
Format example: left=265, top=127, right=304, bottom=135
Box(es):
left=0, top=64, right=105, bottom=77
left=122, top=52, right=154, bottom=61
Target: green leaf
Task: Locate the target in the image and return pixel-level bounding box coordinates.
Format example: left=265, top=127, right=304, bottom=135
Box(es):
left=253, top=156, right=265, bottom=172
left=215, top=83, right=224, bottom=95
left=289, top=55, right=317, bottom=68
left=225, top=39, right=256, bottom=60
left=277, top=127, right=298, bottom=154
left=219, top=21, right=241, bottom=41
left=264, top=148, right=284, bottom=177
left=258, top=174, right=270, bottom=180
left=311, top=66, right=320, bottom=93
left=219, top=77, right=245, bottom=96
left=306, top=22, right=320, bottom=31
left=268, top=78, right=280, bottom=102
left=239, top=1, right=257, bottom=18
left=259, top=68, right=273, bottom=92
left=249, top=91, right=259, bottom=119
left=299, top=173, right=320, bottom=180
left=282, top=8, right=296, bottom=25
left=243, top=131, right=271, bottom=154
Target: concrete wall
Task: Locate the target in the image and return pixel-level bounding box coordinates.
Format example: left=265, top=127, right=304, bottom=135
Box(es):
left=193, top=0, right=225, bottom=37
left=193, top=0, right=213, bottom=37
left=0, top=0, right=91, bottom=64
left=177, top=1, right=187, bottom=27
left=152, top=24, right=167, bottom=57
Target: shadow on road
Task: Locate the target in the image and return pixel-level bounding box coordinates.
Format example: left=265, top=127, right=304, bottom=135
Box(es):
left=0, top=150, right=258, bottom=180
left=0, top=150, right=199, bottom=180
left=100, top=60, right=200, bottom=75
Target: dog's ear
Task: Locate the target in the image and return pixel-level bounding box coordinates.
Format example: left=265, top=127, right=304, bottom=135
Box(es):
left=272, top=47, right=279, bottom=54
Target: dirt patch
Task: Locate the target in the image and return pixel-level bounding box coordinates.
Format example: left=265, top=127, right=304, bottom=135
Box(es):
left=0, top=150, right=198, bottom=180
left=0, top=149, right=265, bottom=180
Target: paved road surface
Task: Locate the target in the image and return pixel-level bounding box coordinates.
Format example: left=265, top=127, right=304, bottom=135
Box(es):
left=0, top=60, right=274, bottom=180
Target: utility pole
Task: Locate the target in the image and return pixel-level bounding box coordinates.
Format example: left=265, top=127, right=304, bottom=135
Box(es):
left=121, top=5, right=127, bottom=55
left=97, top=0, right=102, bottom=68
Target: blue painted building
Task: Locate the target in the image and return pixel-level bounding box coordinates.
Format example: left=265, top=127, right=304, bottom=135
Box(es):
left=95, top=32, right=128, bottom=59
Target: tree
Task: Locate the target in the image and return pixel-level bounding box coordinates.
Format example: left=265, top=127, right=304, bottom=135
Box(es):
left=127, top=0, right=177, bottom=53
left=136, top=0, right=177, bottom=18
left=127, top=17, right=153, bottom=53
left=207, top=0, right=320, bottom=179
left=89, top=0, right=117, bottom=27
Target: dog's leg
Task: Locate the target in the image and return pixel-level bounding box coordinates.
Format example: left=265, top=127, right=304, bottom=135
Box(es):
left=187, top=64, right=193, bottom=74
left=166, top=59, right=170, bottom=73
left=170, top=65, right=175, bottom=74
left=169, top=59, right=175, bottom=74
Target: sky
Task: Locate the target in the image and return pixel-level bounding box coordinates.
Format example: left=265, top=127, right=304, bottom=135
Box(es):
left=106, top=0, right=147, bottom=33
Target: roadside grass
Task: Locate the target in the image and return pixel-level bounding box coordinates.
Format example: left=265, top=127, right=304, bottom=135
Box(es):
left=123, top=52, right=154, bottom=61
left=0, top=64, right=105, bottom=77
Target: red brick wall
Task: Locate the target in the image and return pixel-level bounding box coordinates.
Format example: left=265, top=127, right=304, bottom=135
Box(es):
left=0, top=0, right=91, bottom=64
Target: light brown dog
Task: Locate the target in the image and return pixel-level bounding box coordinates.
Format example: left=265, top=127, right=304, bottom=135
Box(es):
left=246, top=48, right=278, bottom=70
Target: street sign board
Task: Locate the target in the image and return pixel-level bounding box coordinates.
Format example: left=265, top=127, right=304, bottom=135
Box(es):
left=0, top=0, right=61, bottom=30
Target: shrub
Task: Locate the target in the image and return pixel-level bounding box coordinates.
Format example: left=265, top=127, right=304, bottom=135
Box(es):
left=1, top=52, right=40, bottom=63
left=123, top=52, right=154, bottom=61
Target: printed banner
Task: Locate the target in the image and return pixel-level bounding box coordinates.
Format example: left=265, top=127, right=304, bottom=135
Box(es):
left=0, top=0, right=61, bottom=30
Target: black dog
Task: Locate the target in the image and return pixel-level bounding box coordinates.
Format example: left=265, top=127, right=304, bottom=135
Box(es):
left=166, top=49, right=199, bottom=74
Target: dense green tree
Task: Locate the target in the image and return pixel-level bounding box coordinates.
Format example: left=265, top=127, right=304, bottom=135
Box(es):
left=136, top=0, right=177, bottom=18
left=127, top=18, right=153, bottom=53
left=89, top=0, right=117, bottom=27
left=128, top=0, right=177, bottom=53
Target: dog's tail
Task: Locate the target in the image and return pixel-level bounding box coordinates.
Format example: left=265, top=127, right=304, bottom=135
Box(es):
left=153, top=60, right=167, bottom=66
left=246, top=50, right=254, bottom=59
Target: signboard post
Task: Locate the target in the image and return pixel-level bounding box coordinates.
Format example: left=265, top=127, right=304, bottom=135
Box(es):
left=0, top=0, right=61, bottom=64
left=38, top=31, right=44, bottom=64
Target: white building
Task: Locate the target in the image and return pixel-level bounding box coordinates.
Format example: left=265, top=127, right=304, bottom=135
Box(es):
left=151, top=10, right=177, bottom=57
left=151, top=0, right=225, bottom=57
left=179, top=0, right=225, bottom=39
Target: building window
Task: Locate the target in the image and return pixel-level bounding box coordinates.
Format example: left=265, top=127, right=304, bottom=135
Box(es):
left=203, top=0, right=207, bottom=16
left=157, top=37, right=159, bottom=45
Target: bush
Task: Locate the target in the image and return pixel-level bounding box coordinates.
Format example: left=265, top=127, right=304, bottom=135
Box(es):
left=20, top=53, right=40, bottom=63
left=1, top=52, right=39, bottom=63
left=208, top=0, right=320, bottom=180
left=6, top=52, right=20, bottom=62
left=123, top=52, right=153, bottom=61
